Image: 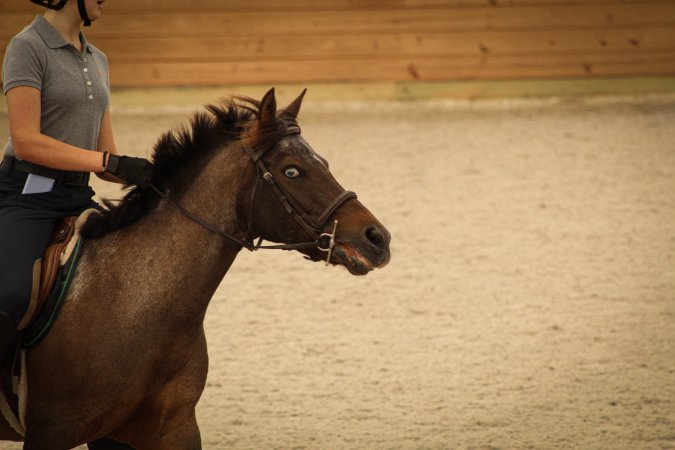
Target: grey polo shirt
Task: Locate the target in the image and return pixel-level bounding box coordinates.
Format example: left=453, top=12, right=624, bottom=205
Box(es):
left=2, top=15, right=110, bottom=158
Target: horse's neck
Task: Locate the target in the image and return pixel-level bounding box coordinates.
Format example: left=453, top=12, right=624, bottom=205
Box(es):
left=107, top=147, right=252, bottom=319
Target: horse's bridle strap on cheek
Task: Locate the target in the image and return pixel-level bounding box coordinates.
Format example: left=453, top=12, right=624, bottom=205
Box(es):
left=254, top=157, right=356, bottom=237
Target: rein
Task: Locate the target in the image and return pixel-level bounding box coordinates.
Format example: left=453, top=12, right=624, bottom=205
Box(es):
left=150, top=120, right=356, bottom=265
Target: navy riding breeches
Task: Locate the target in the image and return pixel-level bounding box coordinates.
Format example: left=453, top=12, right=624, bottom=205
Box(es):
left=0, top=165, right=98, bottom=327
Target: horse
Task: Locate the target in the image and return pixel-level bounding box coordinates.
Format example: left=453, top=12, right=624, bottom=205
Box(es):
left=0, top=88, right=391, bottom=449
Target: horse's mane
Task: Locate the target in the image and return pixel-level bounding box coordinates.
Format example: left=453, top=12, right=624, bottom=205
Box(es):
left=82, top=96, right=284, bottom=239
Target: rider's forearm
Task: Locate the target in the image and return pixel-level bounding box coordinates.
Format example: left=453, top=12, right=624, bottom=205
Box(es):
left=11, top=132, right=105, bottom=173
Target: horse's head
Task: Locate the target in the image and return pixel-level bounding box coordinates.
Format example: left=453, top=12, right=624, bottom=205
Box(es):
left=241, top=88, right=391, bottom=275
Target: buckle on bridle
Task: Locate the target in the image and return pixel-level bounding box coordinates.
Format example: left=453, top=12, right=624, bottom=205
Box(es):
left=317, top=220, right=338, bottom=266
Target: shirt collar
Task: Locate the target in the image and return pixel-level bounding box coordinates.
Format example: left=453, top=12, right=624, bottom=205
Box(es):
left=33, top=15, right=93, bottom=54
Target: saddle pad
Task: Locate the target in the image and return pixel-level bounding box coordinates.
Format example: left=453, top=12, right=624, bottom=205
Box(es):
left=20, top=237, right=84, bottom=349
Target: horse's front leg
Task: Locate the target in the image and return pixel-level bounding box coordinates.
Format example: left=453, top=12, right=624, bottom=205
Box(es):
left=114, top=402, right=203, bottom=450
left=112, top=337, right=208, bottom=450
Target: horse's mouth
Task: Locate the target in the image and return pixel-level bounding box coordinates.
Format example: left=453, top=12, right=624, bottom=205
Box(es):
left=331, top=243, right=388, bottom=276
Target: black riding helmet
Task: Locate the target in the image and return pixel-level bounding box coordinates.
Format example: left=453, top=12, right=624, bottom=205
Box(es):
left=30, top=0, right=92, bottom=26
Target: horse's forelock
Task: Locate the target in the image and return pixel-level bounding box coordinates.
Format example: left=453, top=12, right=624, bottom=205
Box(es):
left=225, top=96, right=285, bottom=158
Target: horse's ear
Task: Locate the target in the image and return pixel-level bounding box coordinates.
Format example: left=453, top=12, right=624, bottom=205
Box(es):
left=281, top=88, right=307, bottom=120
left=259, top=87, right=277, bottom=123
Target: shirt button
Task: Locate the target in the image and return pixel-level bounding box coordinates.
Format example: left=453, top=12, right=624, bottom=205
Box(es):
left=88, top=95, right=94, bottom=100
left=87, top=81, right=92, bottom=86
left=83, top=68, right=88, bottom=72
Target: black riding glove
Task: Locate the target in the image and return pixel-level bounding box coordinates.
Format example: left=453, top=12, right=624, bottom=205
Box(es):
left=105, top=154, right=154, bottom=187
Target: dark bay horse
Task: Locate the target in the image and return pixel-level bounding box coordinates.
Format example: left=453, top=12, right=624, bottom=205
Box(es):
left=0, top=88, right=390, bottom=449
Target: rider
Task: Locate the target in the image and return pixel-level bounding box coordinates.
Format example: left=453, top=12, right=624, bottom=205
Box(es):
left=0, top=0, right=152, bottom=370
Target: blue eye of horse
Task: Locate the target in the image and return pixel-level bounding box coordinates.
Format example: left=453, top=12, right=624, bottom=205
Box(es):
left=284, top=167, right=301, bottom=178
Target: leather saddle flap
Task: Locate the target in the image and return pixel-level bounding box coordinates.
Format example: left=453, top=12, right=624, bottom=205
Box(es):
left=39, top=216, right=78, bottom=305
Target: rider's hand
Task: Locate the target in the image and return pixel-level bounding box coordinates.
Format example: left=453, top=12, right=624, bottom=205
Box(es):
left=104, top=154, right=154, bottom=187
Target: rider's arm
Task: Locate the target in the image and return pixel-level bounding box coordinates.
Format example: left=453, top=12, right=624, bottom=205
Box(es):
left=6, top=86, right=103, bottom=172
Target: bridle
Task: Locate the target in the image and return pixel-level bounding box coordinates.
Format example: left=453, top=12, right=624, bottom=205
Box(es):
left=150, top=119, right=357, bottom=265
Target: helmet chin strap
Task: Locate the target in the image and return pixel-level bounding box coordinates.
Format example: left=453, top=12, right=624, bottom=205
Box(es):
left=76, top=0, right=92, bottom=26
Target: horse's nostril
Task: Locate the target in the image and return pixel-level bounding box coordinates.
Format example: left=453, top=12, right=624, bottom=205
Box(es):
left=364, top=225, right=387, bottom=248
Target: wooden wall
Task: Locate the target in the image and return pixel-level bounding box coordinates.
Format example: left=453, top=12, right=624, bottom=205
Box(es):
left=1, top=0, right=674, bottom=88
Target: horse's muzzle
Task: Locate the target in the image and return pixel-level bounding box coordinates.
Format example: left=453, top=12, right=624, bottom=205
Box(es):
left=332, top=223, right=391, bottom=275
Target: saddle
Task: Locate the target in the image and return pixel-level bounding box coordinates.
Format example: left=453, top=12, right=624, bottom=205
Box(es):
left=17, top=215, right=78, bottom=332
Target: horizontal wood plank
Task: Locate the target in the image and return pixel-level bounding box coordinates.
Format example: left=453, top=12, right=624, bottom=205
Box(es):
left=107, top=51, right=675, bottom=86
left=23, top=28, right=667, bottom=63
left=78, top=3, right=675, bottom=34
left=90, top=5, right=675, bottom=36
